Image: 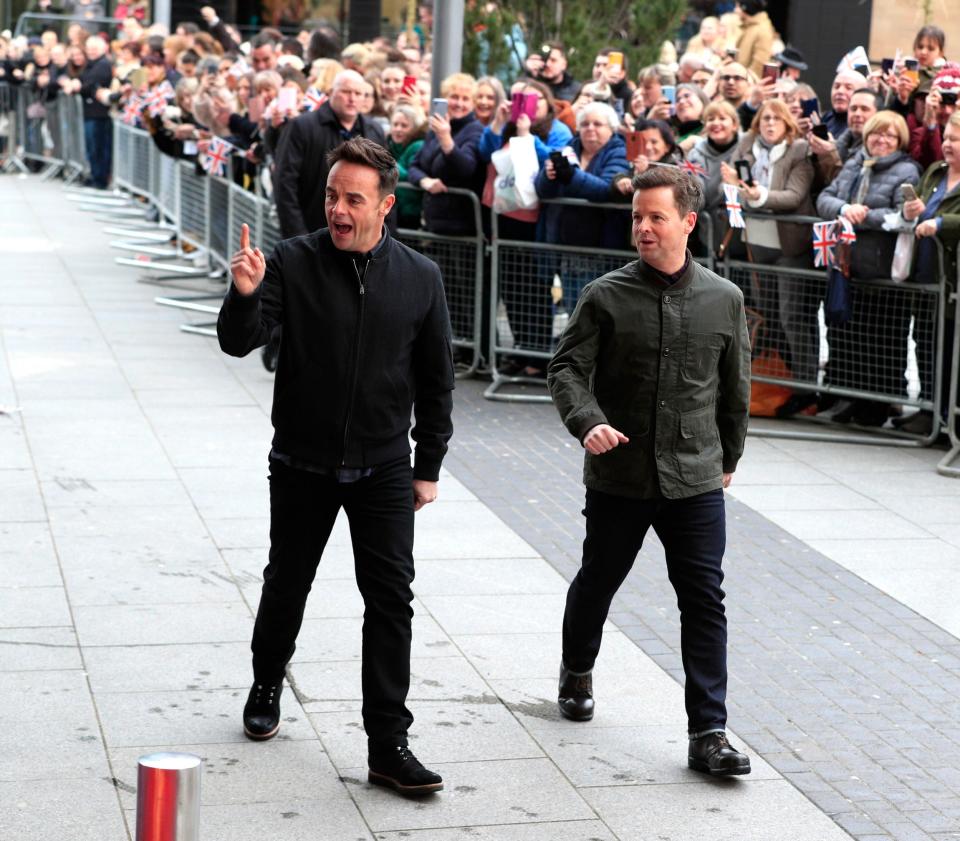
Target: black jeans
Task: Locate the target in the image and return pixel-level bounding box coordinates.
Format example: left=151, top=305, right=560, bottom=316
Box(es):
left=252, top=456, right=416, bottom=748
left=563, top=488, right=728, bottom=733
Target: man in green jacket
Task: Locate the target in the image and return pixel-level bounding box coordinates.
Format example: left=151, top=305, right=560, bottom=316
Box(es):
left=547, top=166, right=752, bottom=776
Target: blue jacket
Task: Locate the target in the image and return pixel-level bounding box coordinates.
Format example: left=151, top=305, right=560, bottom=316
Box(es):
left=407, top=112, right=484, bottom=234
left=535, top=133, right=631, bottom=248
left=478, top=119, right=574, bottom=166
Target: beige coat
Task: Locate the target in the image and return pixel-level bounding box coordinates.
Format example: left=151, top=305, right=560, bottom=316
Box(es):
left=735, top=133, right=816, bottom=257
left=736, top=12, right=775, bottom=78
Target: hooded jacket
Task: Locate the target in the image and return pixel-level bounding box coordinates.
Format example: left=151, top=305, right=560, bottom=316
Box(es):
left=216, top=227, right=455, bottom=480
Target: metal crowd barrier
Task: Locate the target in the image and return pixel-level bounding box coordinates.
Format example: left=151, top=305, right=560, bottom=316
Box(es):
left=937, top=268, right=960, bottom=477
left=0, top=83, right=87, bottom=181
left=484, top=200, right=714, bottom=403
left=394, top=184, right=485, bottom=376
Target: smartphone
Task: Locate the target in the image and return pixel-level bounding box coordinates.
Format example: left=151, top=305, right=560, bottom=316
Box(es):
left=811, top=123, right=830, bottom=140
left=510, top=91, right=524, bottom=122
left=522, top=92, right=539, bottom=119
left=625, top=130, right=643, bottom=160
left=277, top=86, right=297, bottom=112
left=900, top=183, right=918, bottom=202
left=941, top=91, right=958, bottom=106
left=881, top=57, right=895, bottom=74
left=725, top=47, right=738, bottom=58
left=431, top=97, right=448, bottom=117
left=402, top=74, right=417, bottom=94
left=661, top=85, right=676, bottom=105
left=612, top=98, right=624, bottom=118
left=762, top=62, right=779, bottom=83
left=800, top=98, right=820, bottom=118
left=903, top=58, right=920, bottom=84
left=735, top=159, right=754, bottom=186
left=247, top=94, right=264, bottom=124
left=607, top=51, right=623, bottom=73
left=549, top=150, right=573, bottom=182
left=539, top=43, right=553, bottom=61
left=853, top=63, right=870, bottom=78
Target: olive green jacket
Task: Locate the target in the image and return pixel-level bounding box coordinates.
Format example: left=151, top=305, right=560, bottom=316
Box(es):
left=914, top=161, right=960, bottom=285
left=547, top=254, right=751, bottom=500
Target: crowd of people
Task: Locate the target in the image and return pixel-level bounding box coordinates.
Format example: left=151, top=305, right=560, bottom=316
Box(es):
left=1, top=0, right=957, bottom=431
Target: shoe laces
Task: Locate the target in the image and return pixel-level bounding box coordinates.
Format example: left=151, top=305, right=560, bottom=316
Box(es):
left=574, top=675, right=591, bottom=694
left=394, top=746, right=421, bottom=767
left=252, top=683, right=278, bottom=705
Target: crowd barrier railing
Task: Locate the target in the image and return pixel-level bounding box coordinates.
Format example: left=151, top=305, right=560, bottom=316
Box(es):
left=723, top=218, right=948, bottom=448
left=394, top=184, right=485, bottom=376
left=0, top=83, right=86, bottom=181
left=484, top=200, right=715, bottom=403
left=937, top=266, right=960, bottom=476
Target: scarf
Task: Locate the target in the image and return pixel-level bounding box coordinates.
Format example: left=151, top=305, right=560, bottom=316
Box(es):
left=750, top=136, right=788, bottom=189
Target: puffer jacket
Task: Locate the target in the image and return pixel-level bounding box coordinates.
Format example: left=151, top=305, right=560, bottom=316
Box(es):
left=535, top=132, right=630, bottom=248
left=817, top=148, right=921, bottom=279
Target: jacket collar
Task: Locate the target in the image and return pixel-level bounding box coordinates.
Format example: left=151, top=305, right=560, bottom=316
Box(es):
left=636, top=249, right=696, bottom=293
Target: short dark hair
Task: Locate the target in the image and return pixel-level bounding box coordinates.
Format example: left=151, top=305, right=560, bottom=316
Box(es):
left=177, top=21, right=199, bottom=35
left=914, top=25, right=945, bottom=52
left=179, top=49, right=199, bottom=66
left=631, top=166, right=703, bottom=215
left=327, top=137, right=399, bottom=197
left=851, top=87, right=882, bottom=110
left=251, top=33, right=277, bottom=51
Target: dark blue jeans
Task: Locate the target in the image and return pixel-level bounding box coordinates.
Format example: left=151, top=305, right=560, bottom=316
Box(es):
left=563, top=487, right=728, bottom=733
left=83, top=116, right=112, bottom=188
left=252, top=456, right=416, bottom=748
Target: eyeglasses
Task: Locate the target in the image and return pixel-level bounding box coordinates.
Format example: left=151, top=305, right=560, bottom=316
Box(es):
left=720, top=75, right=746, bottom=83
left=760, top=115, right=784, bottom=123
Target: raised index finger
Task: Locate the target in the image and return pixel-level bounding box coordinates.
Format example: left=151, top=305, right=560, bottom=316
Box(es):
left=240, top=223, right=250, bottom=251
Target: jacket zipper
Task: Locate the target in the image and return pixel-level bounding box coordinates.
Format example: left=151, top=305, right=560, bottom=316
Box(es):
left=340, top=259, right=367, bottom=466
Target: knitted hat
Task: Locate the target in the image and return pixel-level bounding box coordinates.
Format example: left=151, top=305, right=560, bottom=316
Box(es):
left=932, top=62, right=960, bottom=95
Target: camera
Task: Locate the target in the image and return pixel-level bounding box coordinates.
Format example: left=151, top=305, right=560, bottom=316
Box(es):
left=549, top=151, right=574, bottom=184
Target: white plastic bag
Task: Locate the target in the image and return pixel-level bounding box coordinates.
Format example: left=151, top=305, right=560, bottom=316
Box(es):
left=890, top=232, right=914, bottom=282
left=492, top=134, right=539, bottom=214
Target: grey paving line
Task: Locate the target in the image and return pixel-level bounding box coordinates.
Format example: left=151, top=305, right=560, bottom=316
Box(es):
left=445, top=378, right=960, bottom=841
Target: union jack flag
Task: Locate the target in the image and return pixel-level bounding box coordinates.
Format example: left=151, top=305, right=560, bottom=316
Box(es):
left=155, top=80, right=175, bottom=100
left=680, top=159, right=707, bottom=178
left=723, top=184, right=744, bottom=229
left=122, top=95, right=143, bottom=125
left=203, top=136, right=232, bottom=177
left=145, top=88, right=168, bottom=118
left=836, top=216, right=857, bottom=245
left=812, top=221, right=838, bottom=268
left=303, top=88, right=328, bottom=112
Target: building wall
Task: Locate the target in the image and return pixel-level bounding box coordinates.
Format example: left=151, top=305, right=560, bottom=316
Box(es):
left=869, top=0, right=960, bottom=62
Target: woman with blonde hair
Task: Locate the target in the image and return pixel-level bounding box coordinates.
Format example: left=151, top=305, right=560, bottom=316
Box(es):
left=309, top=58, right=343, bottom=93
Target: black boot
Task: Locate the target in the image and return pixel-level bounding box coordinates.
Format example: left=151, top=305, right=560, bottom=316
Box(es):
left=368, top=745, right=444, bottom=795
left=558, top=662, right=594, bottom=722
left=242, top=681, right=282, bottom=741
left=688, top=732, right=751, bottom=776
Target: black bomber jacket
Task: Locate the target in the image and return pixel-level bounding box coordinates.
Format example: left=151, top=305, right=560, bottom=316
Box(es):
left=217, top=228, right=455, bottom=480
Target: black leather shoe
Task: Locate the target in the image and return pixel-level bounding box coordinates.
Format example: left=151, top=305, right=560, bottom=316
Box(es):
left=558, top=662, right=594, bottom=722
left=688, top=732, right=751, bottom=776
left=242, top=681, right=282, bottom=741
left=368, top=745, right=444, bottom=795
left=892, top=410, right=934, bottom=435
left=260, top=339, right=279, bottom=372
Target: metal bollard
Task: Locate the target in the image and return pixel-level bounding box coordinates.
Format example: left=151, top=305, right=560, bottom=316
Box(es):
left=136, top=752, right=202, bottom=841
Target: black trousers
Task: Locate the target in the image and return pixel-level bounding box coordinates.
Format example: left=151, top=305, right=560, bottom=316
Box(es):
left=563, top=488, right=728, bottom=734
left=252, top=456, right=416, bottom=748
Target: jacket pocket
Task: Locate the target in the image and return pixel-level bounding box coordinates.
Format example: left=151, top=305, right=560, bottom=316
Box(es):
left=682, top=333, right=725, bottom=386
left=676, top=405, right=723, bottom=485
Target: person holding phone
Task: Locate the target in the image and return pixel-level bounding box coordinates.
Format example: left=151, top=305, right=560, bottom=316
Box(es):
left=593, top=47, right=634, bottom=114
left=535, top=102, right=630, bottom=306
left=895, top=110, right=960, bottom=434
left=820, top=69, right=868, bottom=139
left=722, top=99, right=817, bottom=416
left=909, top=64, right=960, bottom=170
left=809, top=88, right=881, bottom=185
left=525, top=41, right=581, bottom=104
left=613, top=119, right=682, bottom=195
left=687, top=100, right=743, bottom=248
left=408, top=73, right=485, bottom=353
left=816, top=112, right=921, bottom=426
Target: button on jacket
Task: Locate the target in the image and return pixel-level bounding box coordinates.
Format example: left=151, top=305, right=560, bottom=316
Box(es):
left=216, top=228, right=455, bottom=480
left=547, top=254, right=751, bottom=500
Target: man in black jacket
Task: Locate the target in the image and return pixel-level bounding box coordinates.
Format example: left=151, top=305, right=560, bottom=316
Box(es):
left=218, top=138, right=454, bottom=797
left=273, top=69, right=386, bottom=238
left=76, top=36, right=113, bottom=188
